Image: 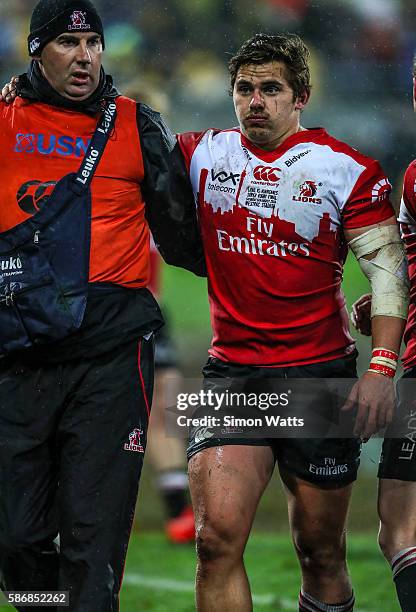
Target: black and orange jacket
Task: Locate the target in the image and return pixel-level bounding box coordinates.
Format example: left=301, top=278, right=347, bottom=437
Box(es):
left=0, top=84, right=205, bottom=358
left=0, top=96, right=205, bottom=285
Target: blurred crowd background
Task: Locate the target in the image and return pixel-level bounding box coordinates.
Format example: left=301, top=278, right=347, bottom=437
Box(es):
left=2, top=0, right=416, bottom=200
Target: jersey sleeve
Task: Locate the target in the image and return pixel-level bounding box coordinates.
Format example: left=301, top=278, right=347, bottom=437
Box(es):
left=137, top=104, right=206, bottom=277
left=177, top=131, right=207, bottom=172
left=342, top=160, right=395, bottom=229
left=399, top=161, right=416, bottom=225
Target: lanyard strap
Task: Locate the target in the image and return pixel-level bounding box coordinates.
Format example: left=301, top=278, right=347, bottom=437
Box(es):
left=72, top=101, right=118, bottom=194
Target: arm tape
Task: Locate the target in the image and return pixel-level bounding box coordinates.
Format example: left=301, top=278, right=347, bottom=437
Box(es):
left=348, top=225, right=409, bottom=319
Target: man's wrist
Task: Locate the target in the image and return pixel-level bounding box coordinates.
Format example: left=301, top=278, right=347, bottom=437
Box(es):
left=367, top=347, right=399, bottom=378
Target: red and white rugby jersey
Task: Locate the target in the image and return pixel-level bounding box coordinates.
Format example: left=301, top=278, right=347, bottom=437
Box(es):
left=399, top=160, right=416, bottom=369
left=178, top=127, right=394, bottom=366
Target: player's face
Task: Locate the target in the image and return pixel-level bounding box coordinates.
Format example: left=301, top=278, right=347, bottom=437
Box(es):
left=233, top=61, right=308, bottom=151
left=38, top=32, right=102, bottom=101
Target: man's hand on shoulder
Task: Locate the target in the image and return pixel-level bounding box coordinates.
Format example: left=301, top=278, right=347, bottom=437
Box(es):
left=342, top=370, right=395, bottom=439
left=0, top=77, right=19, bottom=104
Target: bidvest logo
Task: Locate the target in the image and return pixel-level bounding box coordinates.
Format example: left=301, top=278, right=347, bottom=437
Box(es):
left=14, top=133, right=91, bottom=157
left=284, top=149, right=311, bottom=167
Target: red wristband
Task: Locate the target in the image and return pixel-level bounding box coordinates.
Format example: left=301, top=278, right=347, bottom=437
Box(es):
left=368, top=363, right=396, bottom=378
left=372, top=348, right=399, bottom=361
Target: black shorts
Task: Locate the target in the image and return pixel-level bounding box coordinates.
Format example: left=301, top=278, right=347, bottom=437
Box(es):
left=187, top=353, right=361, bottom=488
left=378, top=366, right=416, bottom=481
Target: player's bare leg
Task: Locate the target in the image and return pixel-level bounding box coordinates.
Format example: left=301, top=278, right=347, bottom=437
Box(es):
left=379, top=478, right=416, bottom=560
left=146, top=368, right=195, bottom=542
left=189, top=445, right=274, bottom=612
left=378, top=478, right=416, bottom=611
left=280, top=469, right=354, bottom=607
left=147, top=369, right=185, bottom=471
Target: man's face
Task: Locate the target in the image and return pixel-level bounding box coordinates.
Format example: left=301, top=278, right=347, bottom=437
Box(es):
left=233, top=61, right=308, bottom=151
left=37, top=32, right=102, bottom=101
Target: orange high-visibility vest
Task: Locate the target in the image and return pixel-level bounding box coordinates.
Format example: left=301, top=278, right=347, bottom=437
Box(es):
left=0, top=96, right=149, bottom=288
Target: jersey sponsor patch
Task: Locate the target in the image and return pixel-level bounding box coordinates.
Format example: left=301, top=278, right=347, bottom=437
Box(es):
left=17, top=180, right=57, bottom=214
left=309, top=456, right=349, bottom=476
left=371, top=178, right=392, bottom=203
left=14, top=133, right=90, bottom=157
left=216, top=216, right=311, bottom=259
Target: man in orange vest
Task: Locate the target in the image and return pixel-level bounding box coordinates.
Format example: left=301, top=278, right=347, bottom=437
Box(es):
left=0, top=1, right=204, bottom=610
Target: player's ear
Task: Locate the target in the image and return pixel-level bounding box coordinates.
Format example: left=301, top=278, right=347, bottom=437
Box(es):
left=295, top=90, right=310, bottom=111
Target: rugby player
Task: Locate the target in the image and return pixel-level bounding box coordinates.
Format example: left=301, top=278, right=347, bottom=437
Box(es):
left=177, top=34, right=408, bottom=611
left=350, top=54, right=416, bottom=612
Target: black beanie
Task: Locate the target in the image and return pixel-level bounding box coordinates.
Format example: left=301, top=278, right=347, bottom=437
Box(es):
left=28, top=0, right=105, bottom=56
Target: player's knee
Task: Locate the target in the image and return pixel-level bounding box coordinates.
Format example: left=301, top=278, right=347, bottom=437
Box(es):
left=379, top=521, right=416, bottom=562
left=378, top=522, right=393, bottom=560
left=294, top=531, right=346, bottom=577
left=196, top=518, right=245, bottom=565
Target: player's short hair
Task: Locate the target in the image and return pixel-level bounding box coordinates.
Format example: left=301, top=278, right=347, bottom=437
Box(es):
left=228, top=33, right=311, bottom=99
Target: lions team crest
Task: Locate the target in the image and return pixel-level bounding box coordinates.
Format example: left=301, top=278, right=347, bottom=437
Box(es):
left=68, top=11, right=90, bottom=30
left=124, top=428, right=144, bottom=453
left=300, top=180, right=318, bottom=197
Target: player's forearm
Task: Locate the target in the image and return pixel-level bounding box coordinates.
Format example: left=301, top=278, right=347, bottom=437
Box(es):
left=371, top=315, right=406, bottom=354
left=366, top=315, right=406, bottom=378
left=347, top=223, right=409, bottom=355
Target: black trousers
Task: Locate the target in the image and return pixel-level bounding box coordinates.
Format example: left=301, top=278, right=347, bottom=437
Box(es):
left=0, top=335, right=154, bottom=612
